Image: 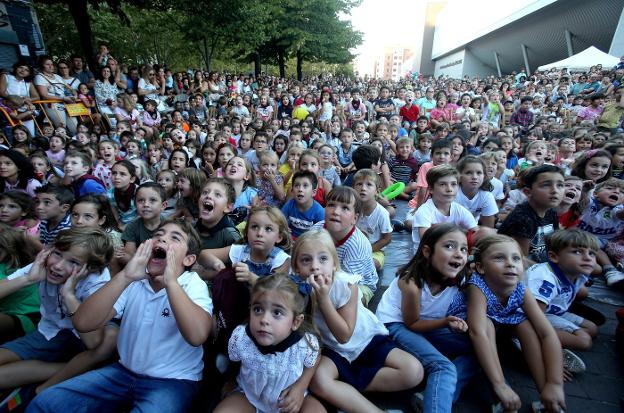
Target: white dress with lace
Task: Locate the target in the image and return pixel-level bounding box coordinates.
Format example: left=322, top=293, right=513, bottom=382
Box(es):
left=228, top=324, right=319, bottom=413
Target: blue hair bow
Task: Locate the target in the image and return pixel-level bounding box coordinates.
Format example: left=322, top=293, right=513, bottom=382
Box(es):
left=289, top=274, right=312, bottom=297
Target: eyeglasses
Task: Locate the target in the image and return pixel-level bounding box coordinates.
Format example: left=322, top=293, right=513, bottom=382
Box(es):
left=149, top=73, right=155, bottom=76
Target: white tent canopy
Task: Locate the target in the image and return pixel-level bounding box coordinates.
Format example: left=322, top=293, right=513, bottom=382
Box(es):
left=537, top=46, right=620, bottom=72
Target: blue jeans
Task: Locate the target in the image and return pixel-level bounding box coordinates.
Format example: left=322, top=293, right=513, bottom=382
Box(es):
left=387, top=323, right=479, bottom=413
left=26, top=362, right=199, bottom=413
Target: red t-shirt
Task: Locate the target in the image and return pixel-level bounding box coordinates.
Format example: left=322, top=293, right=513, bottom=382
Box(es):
left=400, top=104, right=420, bottom=123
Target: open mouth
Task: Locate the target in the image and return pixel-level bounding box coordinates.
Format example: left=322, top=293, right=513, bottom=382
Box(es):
left=202, top=202, right=214, bottom=212
left=152, top=246, right=167, bottom=260
left=48, top=270, right=65, bottom=281
left=608, top=194, right=620, bottom=202
left=448, top=261, right=463, bottom=269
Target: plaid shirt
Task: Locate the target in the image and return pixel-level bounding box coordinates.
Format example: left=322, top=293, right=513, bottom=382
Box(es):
left=510, top=109, right=534, bottom=129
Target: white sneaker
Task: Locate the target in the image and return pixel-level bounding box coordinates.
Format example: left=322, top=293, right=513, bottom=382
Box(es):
left=605, top=268, right=624, bottom=286
left=410, top=392, right=424, bottom=413
left=562, top=348, right=586, bottom=373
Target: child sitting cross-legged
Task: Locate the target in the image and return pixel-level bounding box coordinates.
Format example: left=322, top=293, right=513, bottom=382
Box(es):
left=292, top=229, right=424, bottom=413
left=526, top=229, right=600, bottom=377
left=27, top=219, right=213, bottom=413
left=353, top=169, right=392, bottom=271
left=0, top=228, right=114, bottom=393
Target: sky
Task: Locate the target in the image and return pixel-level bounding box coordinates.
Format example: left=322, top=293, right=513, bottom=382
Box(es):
left=348, top=0, right=549, bottom=76
left=348, top=0, right=425, bottom=76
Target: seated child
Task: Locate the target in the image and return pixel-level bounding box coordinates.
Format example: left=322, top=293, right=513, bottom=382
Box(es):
left=292, top=229, right=424, bottom=412
left=576, top=177, right=624, bottom=286
left=499, top=165, right=563, bottom=264
left=353, top=169, right=392, bottom=271
left=63, top=150, right=106, bottom=198
left=199, top=206, right=291, bottom=282
left=0, top=191, right=39, bottom=237
left=313, top=187, right=378, bottom=305
left=27, top=220, right=213, bottom=413
left=410, top=138, right=453, bottom=211
left=0, top=228, right=39, bottom=344
left=281, top=171, right=325, bottom=239
left=195, top=178, right=241, bottom=249
left=408, top=165, right=478, bottom=253
left=213, top=274, right=324, bottom=413
left=447, top=235, right=566, bottom=413
left=0, top=228, right=113, bottom=391
left=35, top=183, right=74, bottom=246
left=119, top=182, right=166, bottom=265
left=387, top=137, right=419, bottom=199
left=527, top=229, right=600, bottom=374
left=256, top=150, right=285, bottom=207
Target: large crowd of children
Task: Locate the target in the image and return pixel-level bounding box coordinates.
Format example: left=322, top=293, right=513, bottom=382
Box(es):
left=0, top=49, right=623, bottom=413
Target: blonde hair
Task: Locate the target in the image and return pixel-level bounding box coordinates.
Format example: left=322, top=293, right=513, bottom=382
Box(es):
left=258, top=150, right=279, bottom=164
left=472, top=234, right=519, bottom=265
left=353, top=168, right=379, bottom=189
left=54, top=227, right=114, bottom=271
left=292, top=228, right=340, bottom=274
left=244, top=206, right=292, bottom=251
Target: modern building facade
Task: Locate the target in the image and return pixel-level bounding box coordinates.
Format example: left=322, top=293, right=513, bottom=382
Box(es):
left=413, top=0, right=624, bottom=78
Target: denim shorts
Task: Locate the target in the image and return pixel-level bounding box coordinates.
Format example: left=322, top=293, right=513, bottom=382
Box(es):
left=1, top=329, right=86, bottom=362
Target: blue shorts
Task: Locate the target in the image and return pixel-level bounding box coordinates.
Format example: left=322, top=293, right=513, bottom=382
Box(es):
left=322, top=334, right=395, bottom=390
left=1, top=329, right=86, bottom=362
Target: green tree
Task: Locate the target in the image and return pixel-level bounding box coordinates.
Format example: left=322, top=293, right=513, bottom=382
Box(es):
left=35, top=0, right=146, bottom=68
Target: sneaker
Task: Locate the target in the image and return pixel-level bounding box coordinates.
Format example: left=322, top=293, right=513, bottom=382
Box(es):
left=532, top=400, right=566, bottom=413
left=605, top=268, right=624, bottom=287
left=562, top=349, right=586, bottom=373
left=410, top=392, right=424, bottom=413
left=391, top=219, right=405, bottom=232
left=492, top=402, right=505, bottom=413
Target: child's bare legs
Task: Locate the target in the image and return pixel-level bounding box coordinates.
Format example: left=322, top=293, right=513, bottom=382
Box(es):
left=0, top=349, right=64, bottom=388
left=364, top=348, right=423, bottom=392
left=213, top=392, right=256, bottom=413
left=36, top=325, right=119, bottom=393
left=311, top=356, right=384, bottom=413
left=300, top=394, right=326, bottom=412
left=555, top=318, right=597, bottom=351
left=513, top=321, right=546, bottom=390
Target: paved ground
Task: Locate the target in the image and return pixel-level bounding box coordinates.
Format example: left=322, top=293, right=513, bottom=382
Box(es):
left=368, top=201, right=624, bottom=413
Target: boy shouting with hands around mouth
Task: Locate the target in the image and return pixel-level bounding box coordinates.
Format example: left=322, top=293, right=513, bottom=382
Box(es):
left=27, top=219, right=213, bottom=413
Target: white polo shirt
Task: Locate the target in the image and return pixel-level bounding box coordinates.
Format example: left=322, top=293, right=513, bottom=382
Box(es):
left=113, top=271, right=212, bottom=381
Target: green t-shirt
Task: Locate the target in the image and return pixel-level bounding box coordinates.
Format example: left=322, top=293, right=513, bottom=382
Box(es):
left=0, top=263, right=41, bottom=333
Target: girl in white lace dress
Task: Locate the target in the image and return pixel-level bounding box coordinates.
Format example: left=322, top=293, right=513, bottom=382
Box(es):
left=214, top=274, right=326, bottom=413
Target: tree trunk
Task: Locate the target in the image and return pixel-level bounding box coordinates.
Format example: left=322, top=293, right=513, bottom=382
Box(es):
left=254, top=51, right=261, bottom=78
left=67, top=1, right=94, bottom=70
left=277, top=48, right=285, bottom=79
left=296, top=49, right=303, bottom=81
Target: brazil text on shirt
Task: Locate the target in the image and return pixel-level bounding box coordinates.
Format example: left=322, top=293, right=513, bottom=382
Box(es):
left=526, top=261, right=587, bottom=316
